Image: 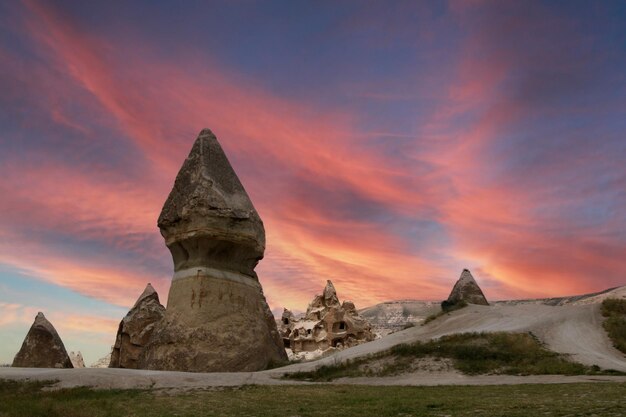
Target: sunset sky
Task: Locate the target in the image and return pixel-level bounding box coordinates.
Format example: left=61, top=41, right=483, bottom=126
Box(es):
left=1, top=0, right=625, bottom=364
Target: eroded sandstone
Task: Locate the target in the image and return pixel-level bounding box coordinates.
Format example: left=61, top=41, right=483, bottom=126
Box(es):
left=280, top=280, right=375, bottom=360
left=139, top=129, right=287, bottom=372
left=109, top=283, right=165, bottom=369
left=12, top=312, right=73, bottom=369
left=446, top=269, right=489, bottom=306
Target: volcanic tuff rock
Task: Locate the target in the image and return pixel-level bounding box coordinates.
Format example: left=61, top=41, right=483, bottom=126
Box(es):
left=11, top=312, right=73, bottom=369
left=139, top=129, right=287, bottom=372
left=69, top=351, right=85, bottom=368
left=280, top=280, right=375, bottom=360
left=109, top=283, right=165, bottom=369
left=447, top=269, right=489, bottom=306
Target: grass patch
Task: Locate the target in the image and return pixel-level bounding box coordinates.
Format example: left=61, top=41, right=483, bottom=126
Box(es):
left=0, top=379, right=143, bottom=417
left=602, top=298, right=626, bottom=354
left=1, top=379, right=625, bottom=417
left=285, top=332, right=619, bottom=382
left=423, top=300, right=467, bottom=325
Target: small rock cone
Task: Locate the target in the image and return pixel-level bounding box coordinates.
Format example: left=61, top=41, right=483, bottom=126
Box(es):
left=446, top=269, right=489, bottom=305
left=12, top=312, right=73, bottom=368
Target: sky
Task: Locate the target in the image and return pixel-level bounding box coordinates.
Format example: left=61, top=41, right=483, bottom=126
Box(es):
left=0, top=0, right=625, bottom=365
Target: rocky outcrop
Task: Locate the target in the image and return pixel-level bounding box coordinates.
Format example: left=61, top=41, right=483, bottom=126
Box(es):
left=139, top=129, right=287, bottom=372
left=280, top=280, right=375, bottom=360
left=446, top=269, right=489, bottom=306
left=12, top=312, right=73, bottom=368
left=109, top=283, right=165, bottom=369
left=69, top=351, right=85, bottom=368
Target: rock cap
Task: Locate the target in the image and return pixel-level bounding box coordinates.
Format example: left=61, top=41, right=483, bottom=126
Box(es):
left=158, top=129, right=264, bottom=249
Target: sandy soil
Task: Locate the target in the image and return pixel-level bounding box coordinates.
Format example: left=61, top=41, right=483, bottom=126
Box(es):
left=2, top=286, right=624, bottom=390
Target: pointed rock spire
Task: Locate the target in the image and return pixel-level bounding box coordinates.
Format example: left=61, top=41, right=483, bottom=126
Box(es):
left=12, top=312, right=73, bottom=368
left=132, top=282, right=159, bottom=309
left=447, top=269, right=489, bottom=305
left=323, top=280, right=340, bottom=307
left=109, top=284, right=165, bottom=369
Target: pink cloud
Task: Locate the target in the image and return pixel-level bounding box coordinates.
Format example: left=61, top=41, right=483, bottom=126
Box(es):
left=0, top=0, right=620, bottom=320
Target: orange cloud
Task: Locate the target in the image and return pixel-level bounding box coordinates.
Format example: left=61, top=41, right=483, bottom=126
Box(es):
left=2, top=0, right=621, bottom=320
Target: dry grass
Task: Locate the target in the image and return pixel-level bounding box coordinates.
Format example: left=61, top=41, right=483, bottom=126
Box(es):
left=602, top=298, right=626, bottom=354
left=1, top=379, right=626, bottom=417
left=284, top=332, right=622, bottom=382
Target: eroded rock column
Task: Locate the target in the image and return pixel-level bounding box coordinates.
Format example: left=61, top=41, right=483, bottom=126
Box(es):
left=139, top=129, right=287, bottom=372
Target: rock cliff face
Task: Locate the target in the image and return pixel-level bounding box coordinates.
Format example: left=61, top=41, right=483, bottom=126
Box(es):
left=12, top=312, right=73, bottom=368
left=280, top=280, right=375, bottom=360
left=139, top=129, right=287, bottom=372
left=446, top=269, right=489, bottom=306
left=109, top=283, right=165, bottom=369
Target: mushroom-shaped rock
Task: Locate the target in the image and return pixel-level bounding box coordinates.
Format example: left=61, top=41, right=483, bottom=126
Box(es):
left=139, top=129, right=287, bottom=372
left=447, top=269, right=489, bottom=306
left=109, top=283, right=165, bottom=369
left=12, top=312, right=73, bottom=368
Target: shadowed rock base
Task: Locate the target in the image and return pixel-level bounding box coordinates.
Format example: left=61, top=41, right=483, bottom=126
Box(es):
left=139, top=272, right=285, bottom=372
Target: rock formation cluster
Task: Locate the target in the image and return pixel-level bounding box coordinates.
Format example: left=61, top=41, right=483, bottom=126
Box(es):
left=138, top=129, right=287, bottom=372
left=12, top=312, right=73, bottom=368
left=109, top=283, right=165, bottom=369
left=279, top=280, right=375, bottom=360
left=446, top=269, right=489, bottom=306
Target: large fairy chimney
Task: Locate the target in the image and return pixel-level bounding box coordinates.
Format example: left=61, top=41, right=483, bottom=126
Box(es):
left=139, top=129, right=287, bottom=372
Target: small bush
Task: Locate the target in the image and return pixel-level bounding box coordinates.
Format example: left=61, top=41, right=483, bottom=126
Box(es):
left=601, top=298, right=626, bottom=354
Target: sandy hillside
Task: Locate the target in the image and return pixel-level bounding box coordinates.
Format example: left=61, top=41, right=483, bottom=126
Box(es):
left=278, top=286, right=626, bottom=373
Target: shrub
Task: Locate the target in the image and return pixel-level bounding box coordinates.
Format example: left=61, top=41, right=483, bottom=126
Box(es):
left=284, top=332, right=609, bottom=381
left=601, top=298, right=626, bottom=354
left=423, top=300, right=468, bottom=325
